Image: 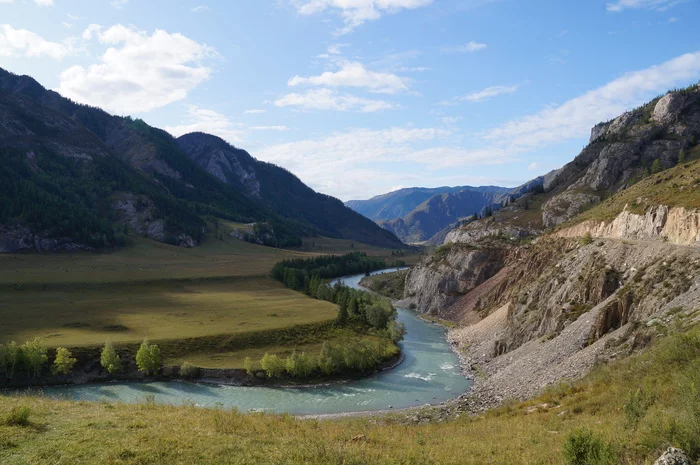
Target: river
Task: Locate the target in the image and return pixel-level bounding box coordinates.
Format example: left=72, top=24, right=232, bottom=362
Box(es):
left=37, top=269, right=472, bottom=415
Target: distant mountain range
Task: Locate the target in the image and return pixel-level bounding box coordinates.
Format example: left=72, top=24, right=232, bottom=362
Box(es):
left=0, top=67, right=403, bottom=252
left=346, top=186, right=511, bottom=243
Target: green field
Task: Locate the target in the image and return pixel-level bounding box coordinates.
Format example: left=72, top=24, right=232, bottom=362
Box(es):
left=0, top=232, right=418, bottom=368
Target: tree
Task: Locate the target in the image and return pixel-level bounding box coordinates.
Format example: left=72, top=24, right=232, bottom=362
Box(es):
left=678, top=149, right=687, bottom=164
left=651, top=158, right=663, bottom=174
left=21, top=338, right=48, bottom=378
left=260, top=353, right=285, bottom=378
left=285, top=351, right=314, bottom=378
left=136, top=339, right=162, bottom=376
left=4, top=341, right=21, bottom=380
left=243, top=357, right=257, bottom=376
left=387, top=321, right=407, bottom=343
left=100, top=341, right=122, bottom=374
left=52, top=347, right=77, bottom=375
left=336, top=300, right=349, bottom=325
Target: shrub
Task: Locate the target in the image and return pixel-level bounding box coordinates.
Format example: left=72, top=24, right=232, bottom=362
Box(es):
left=3, top=407, right=31, bottom=427
left=624, top=388, right=655, bottom=430
left=563, top=428, right=618, bottom=465
left=580, top=232, right=593, bottom=246
left=651, top=159, right=663, bottom=174
left=21, top=338, right=48, bottom=378
left=52, top=347, right=77, bottom=376
left=180, top=362, right=200, bottom=379
left=136, top=339, right=162, bottom=376
left=317, top=342, right=342, bottom=376
left=100, top=341, right=122, bottom=374
left=243, top=357, right=257, bottom=376
left=260, top=353, right=285, bottom=378
left=387, top=321, right=407, bottom=343
left=285, top=351, right=315, bottom=378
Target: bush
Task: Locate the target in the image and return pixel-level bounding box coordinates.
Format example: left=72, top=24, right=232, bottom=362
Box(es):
left=21, top=338, right=48, bottom=378
left=260, top=353, right=285, bottom=378
left=580, top=232, right=593, bottom=246
left=624, top=388, right=655, bottom=430
left=180, top=362, right=200, bottom=379
left=285, top=351, right=314, bottom=378
left=100, top=341, right=122, bottom=374
left=52, top=347, right=77, bottom=376
left=563, top=428, right=618, bottom=465
left=136, top=339, right=162, bottom=376
left=243, top=357, right=257, bottom=376
left=3, top=406, right=31, bottom=427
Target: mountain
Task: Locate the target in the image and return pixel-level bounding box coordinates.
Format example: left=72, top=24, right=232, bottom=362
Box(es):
left=346, top=186, right=509, bottom=222
left=0, top=67, right=403, bottom=252
left=176, top=133, right=404, bottom=248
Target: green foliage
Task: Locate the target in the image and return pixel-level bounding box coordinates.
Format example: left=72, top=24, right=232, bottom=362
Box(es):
left=387, top=321, right=407, bottom=343
left=272, top=252, right=389, bottom=284
left=180, top=362, right=200, bottom=379
left=243, top=357, right=257, bottom=376
left=100, top=341, right=122, bottom=375
left=52, top=347, right=77, bottom=376
left=21, top=338, right=47, bottom=378
left=284, top=351, right=315, bottom=378
left=678, top=149, right=687, bottom=164
left=580, top=232, right=593, bottom=246
left=260, top=353, right=285, bottom=378
left=136, top=339, right=162, bottom=376
left=623, top=388, right=655, bottom=430
left=2, top=342, right=22, bottom=380
left=651, top=158, right=663, bottom=174
left=365, top=300, right=395, bottom=330
left=3, top=406, right=31, bottom=427
left=563, top=428, right=618, bottom=465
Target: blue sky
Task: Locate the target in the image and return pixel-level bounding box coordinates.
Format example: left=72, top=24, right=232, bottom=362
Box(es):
left=1, top=0, right=700, bottom=200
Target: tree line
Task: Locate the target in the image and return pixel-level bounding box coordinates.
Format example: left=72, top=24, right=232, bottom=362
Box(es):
left=244, top=337, right=399, bottom=380
left=0, top=338, right=163, bottom=382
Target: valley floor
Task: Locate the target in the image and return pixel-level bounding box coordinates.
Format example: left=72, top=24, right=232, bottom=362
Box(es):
left=1, top=326, right=699, bottom=464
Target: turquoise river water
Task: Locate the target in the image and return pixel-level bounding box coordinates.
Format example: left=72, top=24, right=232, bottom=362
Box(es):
left=36, top=269, right=472, bottom=415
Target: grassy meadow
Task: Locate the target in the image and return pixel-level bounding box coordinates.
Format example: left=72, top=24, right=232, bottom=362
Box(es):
left=0, top=231, right=417, bottom=368
left=1, top=327, right=699, bottom=464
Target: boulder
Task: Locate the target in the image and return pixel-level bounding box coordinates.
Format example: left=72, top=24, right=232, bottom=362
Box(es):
left=653, top=447, right=691, bottom=465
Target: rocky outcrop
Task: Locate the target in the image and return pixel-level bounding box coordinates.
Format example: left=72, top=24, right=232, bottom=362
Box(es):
left=542, top=191, right=600, bottom=228
left=0, top=225, right=90, bottom=253
left=654, top=448, right=692, bottom=465
left=444, top=218, right=538, bottom=245
left=113, top=193, right=197, bottom=247
left=404, top=243, right=508, bottom=316
left=557, top=205, right=700, bottom=246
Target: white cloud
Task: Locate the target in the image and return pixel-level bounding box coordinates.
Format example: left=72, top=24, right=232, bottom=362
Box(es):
left=442, top=41, right=487, bottom=54
left=57, top=25, right=215, bottom=114
left=606, top=0, right=686, bottom=12
left=34, top=0, right=54, bottom=5
left=191, top=5, right=211, bottom=13
left=250, top=125, right=289, bottom=131
left=451, top=84, right=520, bottom=103
left=288, top=61, right=410, bottom=94
left=528, top=162, right=538, bottom=170
left=244, top=109, right=266, bottom=114
left=110, top=0, right=128, bottom=9
left=274, top=88, right=396, bottom=112
left=66, top=14, right=80, bottom=20
left=483, top=51, right=700, bottom=151
left=0, top=24, right=74, bottom=60
left=165, top=105, right=245, bottom=143
left=255, top=126, right=508, bottom=199
left=292, top=0, right=434, bottom=34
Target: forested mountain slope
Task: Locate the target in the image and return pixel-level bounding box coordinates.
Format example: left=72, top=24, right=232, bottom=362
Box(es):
left=0, top=67, right=403, bottom=251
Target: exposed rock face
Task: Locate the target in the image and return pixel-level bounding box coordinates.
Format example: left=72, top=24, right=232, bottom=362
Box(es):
left=176, top=133, right=261, bottom=198
left=557, top=205, right=700, bottom=246
left=542, top=192, right=599, bottom=228
left=444, top=218, right=538, bottom=245
left=404, top=243, right=507, bottom=316
left=654, top=448, right=692, bottom=465
left=113, top=193, right=197, bottom=247
left=654, top=93, right=691, bottom=124
left=0, top=225, right=90, bottom=253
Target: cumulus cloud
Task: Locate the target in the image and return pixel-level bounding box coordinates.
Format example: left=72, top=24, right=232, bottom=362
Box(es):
left=256, top=126, right=511, bottom=198
left=274, top=88, right=396, bottom=112
left=164, top=106, right=246, bottom=143
left=288, top=61, right=410, bottom=94
left=606, top=0, right=686, bottom=12
left=291, top=0, right=434, bottom=34
left=483, top=51, right=700, bottom=151
left=0, top=24, right=74, bottom=60
left=56, top=25, right=215, bottom=114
